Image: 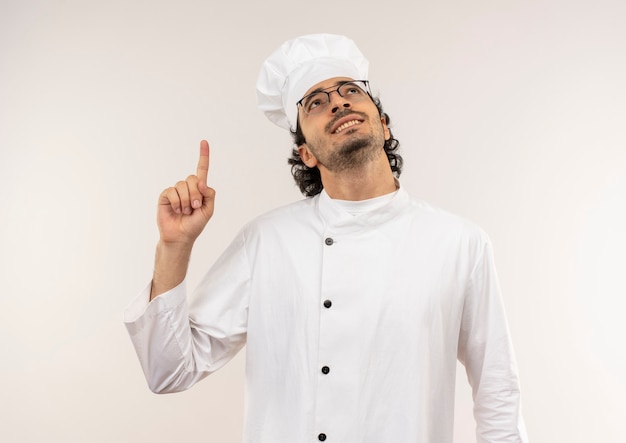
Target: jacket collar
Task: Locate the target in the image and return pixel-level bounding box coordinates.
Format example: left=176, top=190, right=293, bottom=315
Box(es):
left=315, top=180, right=411, bottom=233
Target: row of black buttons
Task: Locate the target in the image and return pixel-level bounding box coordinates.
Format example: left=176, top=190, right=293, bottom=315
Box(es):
left=319, top=237, right=334, bottom=442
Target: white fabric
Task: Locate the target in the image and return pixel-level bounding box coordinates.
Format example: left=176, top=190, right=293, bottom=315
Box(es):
left=124, top=186, right=528, bottom=443
left=256, top=34, right=369, bottom=131
left=332, top=189, right=397, bottom=215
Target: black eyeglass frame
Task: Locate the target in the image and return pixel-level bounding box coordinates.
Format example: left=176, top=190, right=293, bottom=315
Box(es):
left=296, top=80, right=372, bottom=114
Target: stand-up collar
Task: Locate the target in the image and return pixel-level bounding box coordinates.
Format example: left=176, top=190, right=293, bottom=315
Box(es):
left=315, top=182, right=411, bottom=234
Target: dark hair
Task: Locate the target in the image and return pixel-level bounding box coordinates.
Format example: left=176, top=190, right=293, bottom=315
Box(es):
left=288, top=95, right=403, bottom=197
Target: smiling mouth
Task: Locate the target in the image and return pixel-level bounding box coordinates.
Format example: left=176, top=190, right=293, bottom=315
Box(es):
left=333, top=120, right=363, bottom=134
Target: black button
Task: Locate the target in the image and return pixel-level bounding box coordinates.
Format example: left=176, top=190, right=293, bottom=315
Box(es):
left=321, top=366, right=330, bottom=374
left=324, top=237, right=334, bottom=246
left=323, top=300, right=332, bottom=308
left=318, top=433, right=327, bottom=441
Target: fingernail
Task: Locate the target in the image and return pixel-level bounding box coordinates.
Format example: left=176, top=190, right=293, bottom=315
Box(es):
left=192, top=199, right=200, bottom=208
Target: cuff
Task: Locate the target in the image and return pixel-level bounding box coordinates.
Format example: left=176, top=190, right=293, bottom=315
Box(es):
left=123, top=279, right=187, bottom=324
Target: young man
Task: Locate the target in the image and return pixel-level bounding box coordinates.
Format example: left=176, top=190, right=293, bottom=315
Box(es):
left=125, top=34, right=528, bottom=443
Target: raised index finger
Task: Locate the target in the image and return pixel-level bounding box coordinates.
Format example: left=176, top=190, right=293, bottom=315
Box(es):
left=196, top=140, right=210, bottom=186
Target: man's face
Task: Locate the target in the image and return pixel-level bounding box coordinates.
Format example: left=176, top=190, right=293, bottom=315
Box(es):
left=297, top=77, right=390, bottom=173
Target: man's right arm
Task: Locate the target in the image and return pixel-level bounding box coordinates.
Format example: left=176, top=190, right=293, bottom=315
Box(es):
left=124, top=140, right=229, bottom=394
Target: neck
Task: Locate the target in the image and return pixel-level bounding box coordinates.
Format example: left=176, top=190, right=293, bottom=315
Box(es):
left=319, top=150, right=398, bottom=201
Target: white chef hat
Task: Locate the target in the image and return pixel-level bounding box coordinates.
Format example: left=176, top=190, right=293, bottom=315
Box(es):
left=256, top=33, right=369, bottom=131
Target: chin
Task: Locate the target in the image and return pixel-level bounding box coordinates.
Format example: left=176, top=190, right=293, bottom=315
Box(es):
left=340, top=135, right=374, bottom=155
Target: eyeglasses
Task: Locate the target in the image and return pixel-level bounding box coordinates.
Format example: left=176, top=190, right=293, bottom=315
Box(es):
left=296, top=80, right=371, bottom=115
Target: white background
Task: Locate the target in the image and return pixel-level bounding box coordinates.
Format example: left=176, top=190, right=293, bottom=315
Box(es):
left=1, top=0, right=625, bottom=441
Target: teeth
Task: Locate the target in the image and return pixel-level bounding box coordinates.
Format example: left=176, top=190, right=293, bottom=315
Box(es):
left=334, top=120, right=361, bottom=133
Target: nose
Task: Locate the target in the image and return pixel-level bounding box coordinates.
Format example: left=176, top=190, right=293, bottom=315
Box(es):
left=329, top=90, right=351, bottom=113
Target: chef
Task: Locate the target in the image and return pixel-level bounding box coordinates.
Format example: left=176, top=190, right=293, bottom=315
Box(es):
left=125, top=33, right=529, bottom=443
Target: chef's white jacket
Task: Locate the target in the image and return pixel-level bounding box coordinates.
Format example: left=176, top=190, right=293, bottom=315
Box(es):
left=124, top=186, right=528, bottom=443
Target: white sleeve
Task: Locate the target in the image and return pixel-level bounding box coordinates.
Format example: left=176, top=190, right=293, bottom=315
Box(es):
left=457, top=240, right=529, bottom=443
left=123, top=231, right=251, bottom=394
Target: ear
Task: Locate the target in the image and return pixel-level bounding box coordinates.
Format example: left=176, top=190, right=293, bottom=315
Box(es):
left=381, top=116, right=391, bottom=141
left=298, top=145, right=318, bottom=168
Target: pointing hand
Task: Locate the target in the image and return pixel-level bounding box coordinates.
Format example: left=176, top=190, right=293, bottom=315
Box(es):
left=156, top=140, right=216, bottom=245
